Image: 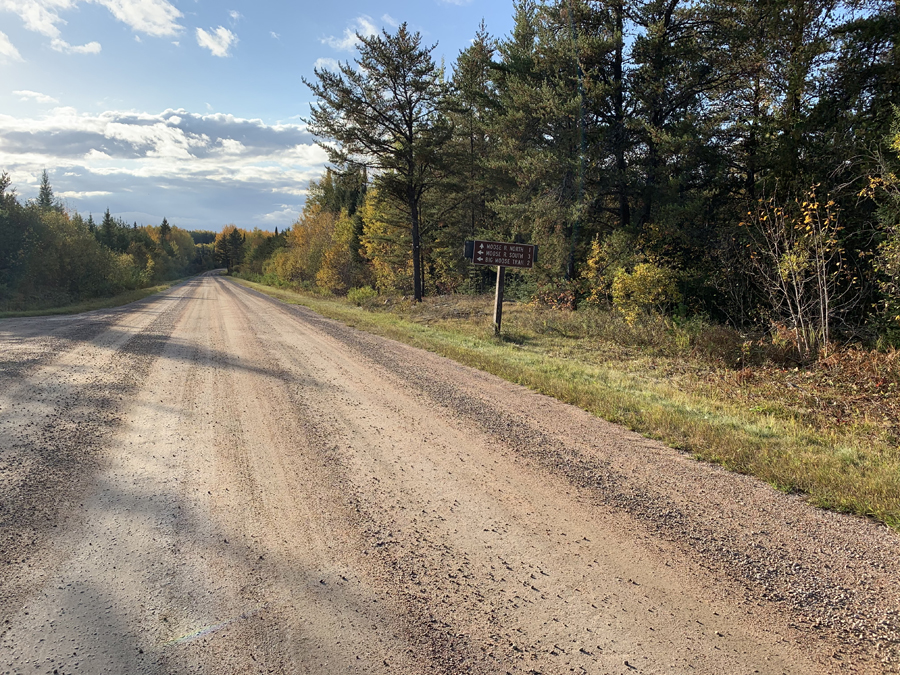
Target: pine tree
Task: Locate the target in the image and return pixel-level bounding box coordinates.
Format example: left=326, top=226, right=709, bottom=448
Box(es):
left=100, top=208, right=115, bottom=248
left=38, top=170, right=54, bottom=209
left=305, top=23, right=450, bottom=301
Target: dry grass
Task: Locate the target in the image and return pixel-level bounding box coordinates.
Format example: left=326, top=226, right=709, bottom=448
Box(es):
left=235, top=280, right=900, bottom=531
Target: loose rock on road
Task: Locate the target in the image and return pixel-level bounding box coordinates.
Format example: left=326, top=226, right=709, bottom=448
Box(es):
left=1, top=274, right=898, bottom=674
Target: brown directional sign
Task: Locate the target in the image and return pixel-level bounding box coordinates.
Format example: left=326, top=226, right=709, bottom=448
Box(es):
left=467, top=240, right=537, bottom=269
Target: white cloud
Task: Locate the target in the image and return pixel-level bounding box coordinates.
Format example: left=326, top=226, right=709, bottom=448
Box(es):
left=0, top=106, right=326, bottom=181
left=0, top=30, right=23, bottom=60
left=228, top=9, right=240, bottom=22
left=322, top=15, right=378, bottom=51
left=270, top=31, right=279, bottom=39
left=88, top=0, right=182, bottom=37
left=314, top=57, right=339, bottom=72
left=58, top=189, right=111, bottom=198
left=382, top=13, right=398, bottom=28
left=0, top=106, right=328, bottom=228
left=0, top=0, right=73, bottom=38
left=196, top=26, right=236, bottom=57
left=259, top=204, right=301, bottom=224
left=217, top=138, right=244, bottom=155
left=14, top=89, right=58, bottom=103
left=0, top=0, right=181, bottom=44
left=51, top=37, right=101, bottom=53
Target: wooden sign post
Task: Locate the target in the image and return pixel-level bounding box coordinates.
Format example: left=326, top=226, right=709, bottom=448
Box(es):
left=465, top=240, right=538, bottom=335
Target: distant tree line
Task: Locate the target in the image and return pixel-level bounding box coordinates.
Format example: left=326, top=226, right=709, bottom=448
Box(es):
left=0, top=171, right=216, bottom=310
left=229, top=0, right=900, bottom=355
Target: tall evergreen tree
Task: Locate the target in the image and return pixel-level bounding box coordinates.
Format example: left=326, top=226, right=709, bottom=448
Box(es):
left=100, top=208, right=115, bottom=249
left=38, top=170, right=54, bottom=210
left=305, top=23, right=450, bottom=301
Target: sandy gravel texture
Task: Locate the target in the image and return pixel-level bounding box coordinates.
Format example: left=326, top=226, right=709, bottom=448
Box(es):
left=0, top=274, right=897, bottom=675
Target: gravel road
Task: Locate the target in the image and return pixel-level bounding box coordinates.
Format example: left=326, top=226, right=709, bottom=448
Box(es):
left=1, top=273, right=898, bottom=675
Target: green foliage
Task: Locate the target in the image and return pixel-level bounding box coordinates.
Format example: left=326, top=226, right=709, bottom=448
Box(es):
left=580, top=230, right=642, bottom=306
left=232, top=0, right=900, bottom=344
left=861, top=116, right=900, bottom=336
left=0, top=173, right=213, bottom=310
left=347, top=286, right=379, bottom=306
left=214, top=225, right=245, bottom=274
left=38, top=170, right=55, bottom=210
left=305, top=23, right=450, bottom=301
left=611, top=262, right=681, bottom=325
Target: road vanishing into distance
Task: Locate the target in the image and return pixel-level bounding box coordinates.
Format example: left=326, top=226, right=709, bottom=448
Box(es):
left=1, top=273, right=898, bottom=675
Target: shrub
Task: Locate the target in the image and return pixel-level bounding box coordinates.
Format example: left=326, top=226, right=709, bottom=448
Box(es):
left=347, top=286, right=379, bottom=307
left=611, top=262, right=681, bottom=324
left=581, top=230, right=642, bottom=306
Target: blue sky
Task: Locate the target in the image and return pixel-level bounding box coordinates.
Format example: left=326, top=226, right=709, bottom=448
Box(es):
left=0, top=1, right=513, bottom=230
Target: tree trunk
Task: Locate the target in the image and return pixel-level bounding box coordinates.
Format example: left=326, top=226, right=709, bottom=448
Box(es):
left=410, top=189, right=423, bottom=302
left=613, top=0, right=631, bottom=231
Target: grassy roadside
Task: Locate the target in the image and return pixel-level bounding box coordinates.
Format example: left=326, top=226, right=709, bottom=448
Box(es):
left=0, top=278, right=190, bottom=319
left=234, top=278, right=900, bottom=531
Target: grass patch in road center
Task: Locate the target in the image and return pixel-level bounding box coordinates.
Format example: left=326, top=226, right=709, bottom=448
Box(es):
left=233, top=278, right=900, bottom=532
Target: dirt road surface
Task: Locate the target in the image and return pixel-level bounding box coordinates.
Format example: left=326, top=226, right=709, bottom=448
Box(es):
left=1, top=274, right=898, bottom=675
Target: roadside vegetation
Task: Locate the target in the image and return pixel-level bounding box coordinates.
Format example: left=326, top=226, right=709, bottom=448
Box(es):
left=235, top=279, right=900, bottom=531
left=0, top=280, right=189, bottom=319
left=0, top=171, right=217, bottom=312
left=210, top=2, right=900, bottom=529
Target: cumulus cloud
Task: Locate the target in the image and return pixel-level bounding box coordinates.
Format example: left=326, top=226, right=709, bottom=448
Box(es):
left=0, top=106, right=327, bottom=201
left=0, top=0, right=72, bottom=38
left=0, top=0, right=181, bottom=54
left=58, top=189, right=111, bottom=198
left=196, top=26, right=236, bottom=57
left=14, top=89, right=59, bottom=103
left=228, top=9, right=240, bottom=23
left=51, top=37, right=101, bottom=53
left=90, top=0, right=182, bottom=36
left=0, top=106, right=327, bottom=227
left=0, top=30, right=23, bottom=60
left=0, top=0, right=182, bottom=37
left=313, top=57, right=339, bottom=72
left=321, top=15, right=377, bottom=51
left=259, top=204, right=301, bottom=224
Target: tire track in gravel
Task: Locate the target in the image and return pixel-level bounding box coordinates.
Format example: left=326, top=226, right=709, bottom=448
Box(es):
left=229, top=279, right=900, bottom=673
left=212, top=277, right=469, bottom=675
left=0, top=285, right=193, bottom=636
left=221, top=281, right=824, bottom=674
left=0, top=314, right=120, bottom=381
left=3, top=276, right=896, bottom=674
